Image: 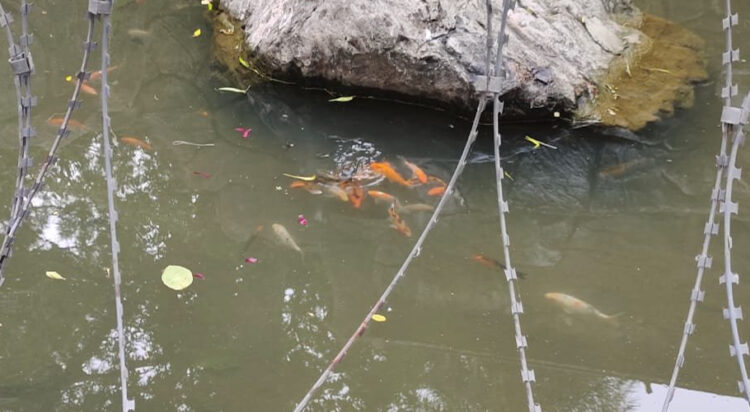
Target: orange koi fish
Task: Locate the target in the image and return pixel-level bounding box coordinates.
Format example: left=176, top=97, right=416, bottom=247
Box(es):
left=289, top=181, right=323, bottom=195
left=343, top=182, right=365, bottom=209
left=89, top=65, right=119, bottom=81
left=370, top=162, right=412, bottom=187
left=545, top=292, right=622, bottom=322
left=388, top=204, right=412, bottom=237
left=367, top=190, right=395, bottom=204
left=400, top=157, right=427, bottom=184
left=80, top=81, right=98, bottom=96
left=472, top=254, right=526, bottom=278
left=121, top=137, right=152, bottom=151
left=427, top=186, right=446, bottom=196
left=46, top=117, right=89, bottom=131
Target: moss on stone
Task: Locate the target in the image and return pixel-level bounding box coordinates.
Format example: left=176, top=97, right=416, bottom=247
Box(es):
left=581, top=13, right=708, bottom=130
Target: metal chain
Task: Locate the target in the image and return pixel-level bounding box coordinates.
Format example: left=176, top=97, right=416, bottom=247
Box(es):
left=664, top=0, right=750, bottom=407
left=0, top=6, right=96, bottom=285
left=91, top=0, right=134, bottom=410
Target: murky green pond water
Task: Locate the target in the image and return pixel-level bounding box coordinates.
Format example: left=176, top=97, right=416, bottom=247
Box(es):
left=0, top=0, right=749, bottom=410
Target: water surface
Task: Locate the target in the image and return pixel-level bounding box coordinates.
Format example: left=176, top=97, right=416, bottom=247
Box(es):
left=0, top=0, right=749, bottom=410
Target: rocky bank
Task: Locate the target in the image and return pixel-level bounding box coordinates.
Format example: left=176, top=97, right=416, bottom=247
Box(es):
left=215, top=0, right=706, bottom=130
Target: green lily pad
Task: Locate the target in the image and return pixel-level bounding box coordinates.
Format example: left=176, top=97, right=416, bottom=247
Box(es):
left=161, top=265, right=193, bottom=290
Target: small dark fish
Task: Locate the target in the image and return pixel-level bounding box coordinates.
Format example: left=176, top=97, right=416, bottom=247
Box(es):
left=193, top=171, right=211, bottom=179
left=193, top=273, right=205, bottom=280
left=472, top=254, right=526, bottom=279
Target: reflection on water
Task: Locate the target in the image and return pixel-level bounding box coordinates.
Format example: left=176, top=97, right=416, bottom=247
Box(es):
left=0, top=0, right=748, bottom=410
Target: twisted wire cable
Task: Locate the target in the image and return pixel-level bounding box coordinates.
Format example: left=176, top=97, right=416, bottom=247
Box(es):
left=0, top=5, right=95, bottom=287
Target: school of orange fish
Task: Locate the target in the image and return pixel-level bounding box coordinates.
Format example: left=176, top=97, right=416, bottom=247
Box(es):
left=286, top=158, right=447, bottom=238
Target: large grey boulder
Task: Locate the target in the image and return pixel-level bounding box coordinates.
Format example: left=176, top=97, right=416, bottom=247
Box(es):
left=217, top=0, right=699, bottom=128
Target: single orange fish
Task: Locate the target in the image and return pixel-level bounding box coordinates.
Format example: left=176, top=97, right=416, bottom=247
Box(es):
left=80, top=81, right=98, bottom=96
left=289, top=181, right=323, bottom=195
left=89, top=65, right=119, bottom=81
left=121, top=137, right=152, bottom=151
left=368, top=190, right=395, bottom=204
left=370, top=162, right=412, bottom=187
left=388, top=204, right=412, bottom=237
left=427, top=186, right=446, bottom=196
left=46, top=117, right=89, bottom=131
left=401, top=157, right=427, bottom=184
left=472, top=254, right=500, bottom=269
left=471, top=254, right=526, bottom=278
left=343, top=182, right=365, bottom=209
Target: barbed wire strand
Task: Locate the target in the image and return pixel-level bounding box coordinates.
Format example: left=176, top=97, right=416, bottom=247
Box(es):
left=720, top=91, right=750, bottom=402
left=91, top=0, right=134, bottom=409
left=292, top=1, right=519, bottom=410
left=0, top=1, right=33, bottom=289
left=16, top=0, right=33, bottom=225
left=292, top=96, right=488, bottom=412
left=0, top=10, right=95, bottom=287
left=0, top=5, right=95, bottom=287
left=661, top=1, right=737, bottom=406
left=488, top=1, right=540, bottom=411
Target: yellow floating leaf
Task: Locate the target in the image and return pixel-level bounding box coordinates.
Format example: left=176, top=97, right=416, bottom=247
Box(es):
left=238, top=56, right=250, bottom=69
left=161, top=265, right=193, bottom=291
left=283, top=173, right=316, bottom=182
left=329, top=96, right=355, bottom=103
left=504, top=171, right=513, bottom=181
left=45, top=271, right=66, bottom=280
left=65, top=75, right=73, bottom=82
left=192, top=28, right=202, bottom=38
left=371, top=314, right=386, bottom=322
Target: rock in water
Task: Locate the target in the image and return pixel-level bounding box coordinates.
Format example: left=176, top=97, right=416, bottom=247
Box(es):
left=218, top=0, right=705, bottom=130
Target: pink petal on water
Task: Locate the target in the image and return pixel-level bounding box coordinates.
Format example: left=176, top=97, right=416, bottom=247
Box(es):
left=244, top=257, right=258, bottom=264
left=193, top=273, right=205, bottom=280
left=297, top=214, right=308, bottom=226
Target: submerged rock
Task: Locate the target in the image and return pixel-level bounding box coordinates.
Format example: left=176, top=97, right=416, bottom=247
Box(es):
left=216, top=0, right=704, bottom=131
